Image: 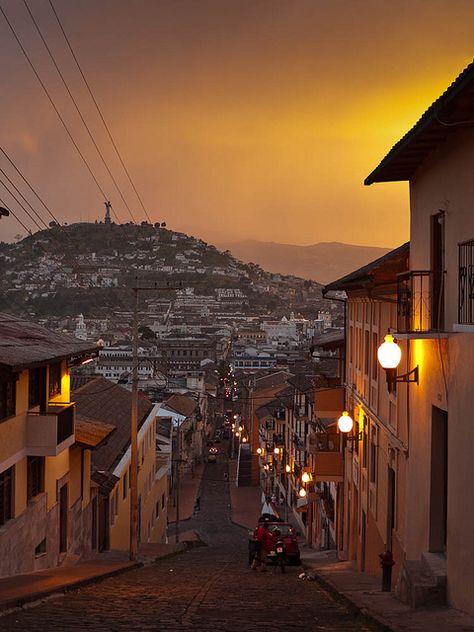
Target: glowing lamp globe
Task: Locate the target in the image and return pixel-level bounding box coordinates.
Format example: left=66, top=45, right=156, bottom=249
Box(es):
left=274, top=447, right=280, bottom=455
left=242, top=437, right=247, bottom=443
left=299, top=488, right=307, bottom=498
left=285, top=464, right=291, bottom=473
left=301, top=472, right=310, bottom=484
left=257, top=447, right=262, bottom=455
left=337, top=411, right=353, bottom=434
left=377, top=333, right=402, bottom=370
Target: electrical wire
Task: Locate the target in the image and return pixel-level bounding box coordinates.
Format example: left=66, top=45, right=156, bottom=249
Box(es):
left=0, top=165, right=49, bottom=230
left=23, top=0, right=136, bottom=224
left=0, top=2, right=121, bottom=223
left=48, top=0, right=152, bottom=224
left=0, top=174, right=45, bottom=231
left=0, top=195, right=31, bottom=234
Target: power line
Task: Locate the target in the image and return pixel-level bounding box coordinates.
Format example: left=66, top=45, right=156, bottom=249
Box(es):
left=23, top=0, right=136, bottom=224
left=0, top=195, right=31, bottom=234
left=48, top=0, right=153, bottom=223
left=0, top=174, right=45, bottom=232
left=0, top=146, right=61, bottom=226
left=0, top=165, right=49, bottom=230
left=0, top=2, right=121, bottom=223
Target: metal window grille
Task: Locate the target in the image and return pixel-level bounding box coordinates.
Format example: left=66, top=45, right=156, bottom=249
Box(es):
left=458, top=239, right=474, bottom=324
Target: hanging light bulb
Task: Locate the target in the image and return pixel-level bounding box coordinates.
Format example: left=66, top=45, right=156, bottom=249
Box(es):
left=377, top=333, right=402, bottom=369
left=337, top=411, right=354, bottom=433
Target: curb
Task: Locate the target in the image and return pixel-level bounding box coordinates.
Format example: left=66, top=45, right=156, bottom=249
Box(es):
left=0, top=562, right=141, bottom=617
left=301, top=562, right=394, bottom=632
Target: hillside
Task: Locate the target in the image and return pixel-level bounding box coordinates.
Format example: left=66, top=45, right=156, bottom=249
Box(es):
left=0, top=222, right=323, bottom=318
left=216, top=239, right=392, bottom=284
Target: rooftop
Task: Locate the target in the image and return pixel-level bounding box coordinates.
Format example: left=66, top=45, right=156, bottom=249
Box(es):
left=0, top=312, right=98, bottom=371
left=365, top=60, right=474, bottom=184
left=324, top=242, right=409, bottom=293
left=73, top=377, right=152, bottom=472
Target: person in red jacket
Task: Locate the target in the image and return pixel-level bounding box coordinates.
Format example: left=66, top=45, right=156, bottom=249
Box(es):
left=251, top=520, right=276, bottom=571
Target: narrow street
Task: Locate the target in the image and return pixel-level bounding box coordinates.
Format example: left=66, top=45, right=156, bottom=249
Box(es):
left=1, top=454, right=374, bottom=631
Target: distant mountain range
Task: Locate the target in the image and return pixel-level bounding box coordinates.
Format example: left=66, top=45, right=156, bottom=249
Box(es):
left=216, top=240, right=392, bottom=284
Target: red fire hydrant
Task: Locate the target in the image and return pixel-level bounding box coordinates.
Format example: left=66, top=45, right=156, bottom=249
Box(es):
left=379, top=550, right=395, bottom=592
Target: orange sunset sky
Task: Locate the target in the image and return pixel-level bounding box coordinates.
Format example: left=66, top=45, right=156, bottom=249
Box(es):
left=0, top=0, right=473, bottom=247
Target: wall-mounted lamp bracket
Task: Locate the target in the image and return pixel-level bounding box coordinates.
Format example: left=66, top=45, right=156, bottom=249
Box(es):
left=385, top=366, right=419, bottom=385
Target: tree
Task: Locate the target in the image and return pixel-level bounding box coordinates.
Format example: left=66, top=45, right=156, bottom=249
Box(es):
left=138, top=325, right=156, bottom=340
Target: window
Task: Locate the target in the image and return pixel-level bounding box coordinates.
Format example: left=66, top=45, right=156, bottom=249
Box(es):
left=123, top=471, right=128, bottom=500
left=362, top=416, right=368, bottom=469
left=156, top=500, right=160, bottom=518
left=364, top=330, right=370, bottom=376
left=0, top=379, right=16, bottom=421
left=0, top=466, right=14, bottom=526
left=372, top=333, right=378, bottom=380
left=27, top=456, right=45, bottom=500
left=161, top=493, right=165, bottom=509
left=49, top=362, right=62, bottom=398
left=28, top=368, right=45, bottom=408
left=370, top=426, right=378, bottom=484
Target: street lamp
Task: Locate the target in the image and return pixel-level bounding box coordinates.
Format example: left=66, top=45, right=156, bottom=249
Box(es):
left=299, top=487, right=307, bottom=498
left=301, top=471, right=311, bottom=484
left=337, top=411, right=354, bottom=433
left=273, top=446, right=280, bottom=455
left=377, top=333, right=419, bottom=385
left=285, top=464, right=291, bottom=473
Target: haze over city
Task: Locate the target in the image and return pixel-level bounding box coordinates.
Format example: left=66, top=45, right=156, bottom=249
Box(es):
left=1, top=0, right=473, bottom=247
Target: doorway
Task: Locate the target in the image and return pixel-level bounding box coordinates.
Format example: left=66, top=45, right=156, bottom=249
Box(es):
left=387, top=466, right=396, bottom=551
left=59, top=483, right=68, bottom=553
left=361, top=510, right=367, bottom=571
left=429, top=406, right=448, bottom=553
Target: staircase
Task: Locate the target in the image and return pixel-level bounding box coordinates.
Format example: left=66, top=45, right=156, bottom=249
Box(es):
left=236, top=443, right=252, bottom=486
left=396, top=552, right=447, bottom=608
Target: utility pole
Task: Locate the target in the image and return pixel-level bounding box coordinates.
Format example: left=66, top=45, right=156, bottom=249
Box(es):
left=129, top=279, right=180, bottom=562
left=129, top=288, right=139, bottom=561
left=175, top=417, right=181, bottom=544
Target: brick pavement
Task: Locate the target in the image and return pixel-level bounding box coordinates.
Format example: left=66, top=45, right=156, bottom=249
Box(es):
left=0, top=450, right=374, bottom=631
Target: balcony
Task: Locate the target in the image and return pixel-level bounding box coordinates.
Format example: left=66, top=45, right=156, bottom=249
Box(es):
left=397, top=270, right=444, bottom=334
left=458, top=239, right=474, bottom=325
left=307, top=431, right=343, bottom=482
left=27, top=403, right=75, bottom=456
left=307, top=431, right=340, bottom=453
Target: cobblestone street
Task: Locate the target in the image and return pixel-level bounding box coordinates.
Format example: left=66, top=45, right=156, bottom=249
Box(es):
left=1, top=455, right=374, bottom=631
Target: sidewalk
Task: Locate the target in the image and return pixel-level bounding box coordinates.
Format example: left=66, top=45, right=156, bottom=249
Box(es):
left=168, top=462, right=204, bottom=523
left=0, top=560, right=138, bottom=614
left=228, top=459, right=261, bottom=530
left=301, top=549, right=474, bottom=632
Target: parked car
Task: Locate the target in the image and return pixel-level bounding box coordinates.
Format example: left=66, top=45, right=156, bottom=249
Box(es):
left=208, top=453, right=217, bottom=463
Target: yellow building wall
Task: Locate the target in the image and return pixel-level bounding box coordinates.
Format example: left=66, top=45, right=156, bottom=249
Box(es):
left=45, top=449, right=70, bottom=510
left=109, top=414, right=169, bottom=551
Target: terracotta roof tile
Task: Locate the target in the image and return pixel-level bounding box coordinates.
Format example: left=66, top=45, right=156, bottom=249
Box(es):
left=75, top=416, right=116, bottom=448
left=73, top=377, right=152, bottom=472
left=0, top=312, right=98, bottom=371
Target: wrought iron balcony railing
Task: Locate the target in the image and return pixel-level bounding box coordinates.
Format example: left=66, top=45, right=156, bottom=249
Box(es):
left=397, top=270, right=444, bottom=333
left=459, top=239, right=474, bottom=325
